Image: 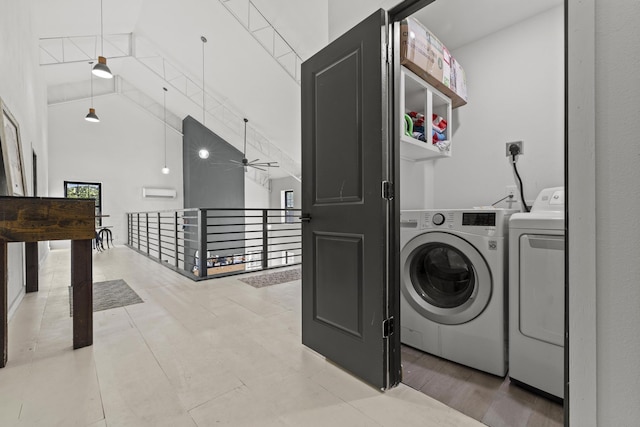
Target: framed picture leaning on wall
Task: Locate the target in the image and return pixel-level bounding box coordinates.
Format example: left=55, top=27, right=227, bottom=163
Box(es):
left=0, top=97, right=27, bottom=196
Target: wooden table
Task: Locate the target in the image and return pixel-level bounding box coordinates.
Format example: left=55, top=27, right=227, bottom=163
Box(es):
left=0, top=197, right=95, bottom=368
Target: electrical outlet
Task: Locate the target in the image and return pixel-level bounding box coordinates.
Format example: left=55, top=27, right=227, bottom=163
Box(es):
left=505, top=141, right=524, bottom=157
left=506, top=185, right=518, bottom=202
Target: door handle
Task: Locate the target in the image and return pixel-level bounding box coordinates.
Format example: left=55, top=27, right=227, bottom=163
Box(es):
left=299, top=215, right=312, bottom=223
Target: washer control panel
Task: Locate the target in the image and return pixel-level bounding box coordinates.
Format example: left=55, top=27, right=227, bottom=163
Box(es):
left=432, top=213, right=446, bottom=226
left=400, top=211, right=456, bottom=230
left=400, top=209, right=514, bottom=236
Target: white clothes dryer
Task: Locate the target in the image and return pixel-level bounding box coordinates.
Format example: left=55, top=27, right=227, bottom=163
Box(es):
left=509, top=187, right=565, bottom=399
left=400, top=208, right=515, bottom=377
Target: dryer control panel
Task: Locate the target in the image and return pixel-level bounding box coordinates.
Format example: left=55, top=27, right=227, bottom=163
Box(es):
left=531, top=186, right=565, bottom=212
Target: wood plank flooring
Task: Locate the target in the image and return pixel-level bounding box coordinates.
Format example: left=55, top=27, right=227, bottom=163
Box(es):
left=401, top=345, right=564, bottom=427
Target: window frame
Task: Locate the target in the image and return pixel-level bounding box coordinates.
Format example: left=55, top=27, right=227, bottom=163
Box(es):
left=64, top=181, right=102, bottom=226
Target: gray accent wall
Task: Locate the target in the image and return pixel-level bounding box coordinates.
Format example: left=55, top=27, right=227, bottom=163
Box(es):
left=182, top=116, right=245, bottom=271
left=183, top=115, right=244, bottom=209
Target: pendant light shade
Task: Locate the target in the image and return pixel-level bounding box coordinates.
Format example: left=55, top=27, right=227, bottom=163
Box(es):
left=92, top=0, right=113, bottom=79
left=85, top=108, right=100, bottom=122
left=85, top=61, right=100, bottom=122
left=161, top=87, right=170, bottom=174
left=92, top=56, right=112, bottom=79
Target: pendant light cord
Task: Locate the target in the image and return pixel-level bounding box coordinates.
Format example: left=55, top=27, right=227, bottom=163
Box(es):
left=201, top=36, right=206, bottom=125
left=243, top=118, right=248, bottom=156
left=90, top=63, right=94, bottom=107
left=100, top=0, right=104, bottom=56
left=163, top=87, right=168, bottom=167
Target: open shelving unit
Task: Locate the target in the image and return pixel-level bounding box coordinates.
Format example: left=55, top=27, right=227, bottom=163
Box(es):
left=400, top=66, right=453, bottom=161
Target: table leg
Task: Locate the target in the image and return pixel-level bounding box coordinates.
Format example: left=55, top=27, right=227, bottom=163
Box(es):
left=1, top=240, right=7, bottom=368
left=25, top=242, right=38, bottom=293
left=71, top=239, right=93, bottom=349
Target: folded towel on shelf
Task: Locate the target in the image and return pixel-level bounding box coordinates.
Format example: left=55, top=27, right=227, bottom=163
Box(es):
left=432, top=114, right=447, bottom=144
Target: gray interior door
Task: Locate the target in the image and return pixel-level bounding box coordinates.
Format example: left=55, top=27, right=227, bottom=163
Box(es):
left=301, top=9, right=400, bottom=390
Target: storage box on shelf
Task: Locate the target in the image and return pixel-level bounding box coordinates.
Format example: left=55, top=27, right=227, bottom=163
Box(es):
left=400, top=66, right=453, bottom=161
left=399, top=17, right=467, bottom=108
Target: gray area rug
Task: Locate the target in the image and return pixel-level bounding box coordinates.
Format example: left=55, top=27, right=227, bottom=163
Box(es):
left=239, top=268, right=301, bottom=288
left=69, top=279, right=143, bottom=316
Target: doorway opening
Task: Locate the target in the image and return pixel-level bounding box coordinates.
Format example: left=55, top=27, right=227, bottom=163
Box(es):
left=395, top=1, right=565, bottom=426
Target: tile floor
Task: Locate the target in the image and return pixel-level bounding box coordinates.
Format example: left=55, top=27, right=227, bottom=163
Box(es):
left=1, top=247, right=483, bottom=427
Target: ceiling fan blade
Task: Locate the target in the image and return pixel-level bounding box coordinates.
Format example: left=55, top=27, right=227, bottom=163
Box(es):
left=249, top=165, right=267, bottom=171
left=252, top=162, right=279, bottom=168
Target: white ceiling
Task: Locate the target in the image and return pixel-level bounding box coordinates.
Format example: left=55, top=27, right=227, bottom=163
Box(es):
left=412, top=0, right=563, bottom=50
left=34, top=0, right=326, bottom=179
left=33, top=0, right=563, bottom=179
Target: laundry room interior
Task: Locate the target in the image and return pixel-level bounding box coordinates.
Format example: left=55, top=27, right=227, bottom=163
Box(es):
left=395, top=0, right=565, bottom=425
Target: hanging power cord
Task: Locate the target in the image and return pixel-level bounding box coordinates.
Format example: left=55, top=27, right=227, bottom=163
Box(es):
left=509, top=144, right=530, bottom=212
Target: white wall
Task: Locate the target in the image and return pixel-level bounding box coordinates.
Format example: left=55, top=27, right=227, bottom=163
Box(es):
left=0, top=0, right=49, bottom=317
left=592, top=0, right=640, bottom=424
left=400, top=160, right=434, bottom=209
left=269, top=176, right=301, bottom=210
left=245, top=178, right=269, bottom=209
left=48, top=95, right=184, bottom=248
left=433, top=6, right=564, bottom=208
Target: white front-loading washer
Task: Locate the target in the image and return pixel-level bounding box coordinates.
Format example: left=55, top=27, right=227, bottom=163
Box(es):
left=400, top=208, right=515, bottom=377
left=509, top=187, right=565, bottom=399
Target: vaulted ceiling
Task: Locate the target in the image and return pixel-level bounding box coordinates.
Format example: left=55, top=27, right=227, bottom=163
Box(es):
left=34, top=0, right=328, bottom=179
left=33, top=0, right=562, bottom=180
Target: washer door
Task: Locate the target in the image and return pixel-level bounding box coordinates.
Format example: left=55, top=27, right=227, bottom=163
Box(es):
left=401, top=232, right=492, bottom=325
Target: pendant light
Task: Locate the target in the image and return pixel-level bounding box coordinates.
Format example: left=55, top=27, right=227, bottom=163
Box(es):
left=198, top=35, right=210, bottom=159
left=161, top=87, right=170, bottom=174
left=85, top=61, right=100, bottom=122
left=92, top=0, right=113, bottom=79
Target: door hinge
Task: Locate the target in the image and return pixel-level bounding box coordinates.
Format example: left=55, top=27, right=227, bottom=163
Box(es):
left=382, top=181, right=394, bottom=200
left=382, top=316, right=395, bottom=338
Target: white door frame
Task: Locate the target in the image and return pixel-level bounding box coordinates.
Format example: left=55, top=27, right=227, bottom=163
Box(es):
left=567, top=0, right=597, bottom=424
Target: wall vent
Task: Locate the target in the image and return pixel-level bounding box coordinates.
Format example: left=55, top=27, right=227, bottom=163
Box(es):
left=142, top=187, right=176, bottom=198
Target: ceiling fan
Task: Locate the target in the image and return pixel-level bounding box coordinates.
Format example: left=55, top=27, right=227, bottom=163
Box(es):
left=231, top=118, right=279, bottom=172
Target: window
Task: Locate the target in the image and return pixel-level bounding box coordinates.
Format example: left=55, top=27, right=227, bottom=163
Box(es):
left=64, top=181, right=102, bottom=226
left=284, top=190, right=294, bottom=224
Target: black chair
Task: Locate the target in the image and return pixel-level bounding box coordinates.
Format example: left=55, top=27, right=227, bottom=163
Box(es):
left=97, top=227, right=113, bottom=249
left=93, top=231, right=103, bottom=251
